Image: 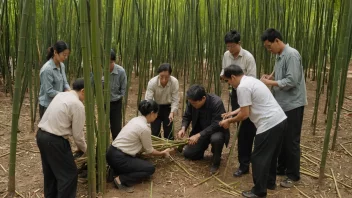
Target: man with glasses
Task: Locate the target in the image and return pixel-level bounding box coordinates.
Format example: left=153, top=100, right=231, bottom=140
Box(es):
left=220, top=29, right=257, bottom=177
left=145, top=63, right=179, bottom=140
left=260, top=28, right=307, bottom=188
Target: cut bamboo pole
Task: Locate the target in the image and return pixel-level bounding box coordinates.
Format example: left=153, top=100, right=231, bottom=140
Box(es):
left=294, top=186, right=311, bottom=198
left=340, top=144, right=352, bottom=157
left=330, top=168, right=342, bottom=198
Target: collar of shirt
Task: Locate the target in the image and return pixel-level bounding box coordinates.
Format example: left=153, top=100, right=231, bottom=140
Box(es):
left=157, top=76, right=171, bottom=88
left=276, top=44, right=290, bottom=60
left=138, top=115, right=148, bottom=124
left=240, top=75, right=248, bottom=84
left=111, top=64, right=119, bottom=75
left=70, top=90, right=80, bottom=99
left=49, top=58, right=61, bottom=70
left=229, top=47, right=244, bottom=60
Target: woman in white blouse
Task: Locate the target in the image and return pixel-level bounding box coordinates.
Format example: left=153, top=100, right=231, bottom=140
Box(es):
left=106, top=100, right=172, bottom=193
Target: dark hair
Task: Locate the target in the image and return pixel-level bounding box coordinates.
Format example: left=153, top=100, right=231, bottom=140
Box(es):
left=224, top=29, right=241, bottom=44
left=224, top=65, right=244, bottom=78
left=72, top=78, right=84, bottom=91
left=186, top=84, right=206, bottom=101
left=110, top=49, right=116, bottom=61
left=261, top=28, right=283, bottom=42
left=157, top=63, right=172, bottom=74
left=138, top=100, right=159, bottom=116
left=46, top=41, right=69, bottom=61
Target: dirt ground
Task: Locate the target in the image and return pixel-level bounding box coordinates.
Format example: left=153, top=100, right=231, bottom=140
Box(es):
left=0, top=67, right=352, bottom=198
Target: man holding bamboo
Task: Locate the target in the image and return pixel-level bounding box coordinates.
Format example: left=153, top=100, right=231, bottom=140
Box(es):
left=221, top=29, right=257, bottom=177
left=260, top=28, right=307, bottom=188
left=177, top=84, right=229, bottom=174
left=145, top=63, right=179, bottom=140
left=36, top=78, right=86, bottom=198
left=220, top=65, right=287, bottom=198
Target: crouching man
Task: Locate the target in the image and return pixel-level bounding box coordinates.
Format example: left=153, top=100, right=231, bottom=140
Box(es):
left=178, top=84, right=229, bottom=174
left=220, top=65, right=287, bottom=198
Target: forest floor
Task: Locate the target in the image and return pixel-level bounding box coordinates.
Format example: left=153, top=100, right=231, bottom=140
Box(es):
left=0, top=65, right=352, bottom=198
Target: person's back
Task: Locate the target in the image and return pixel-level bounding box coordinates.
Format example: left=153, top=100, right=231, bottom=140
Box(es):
left=238, top=76, right=286, bottom=134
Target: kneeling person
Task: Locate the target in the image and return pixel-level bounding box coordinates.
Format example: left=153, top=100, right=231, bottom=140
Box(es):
left=106, top=100, right=172, bottom=193
left=220, top=65, right=287, bottom=198
left=178, top=84, right=229, bottom=174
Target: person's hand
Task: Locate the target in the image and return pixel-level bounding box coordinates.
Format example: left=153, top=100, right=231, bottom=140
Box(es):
left=260, top=74, right=272, bottom=80
left=188, top=133, right=201, bottom=145
left=168, top=112, right=174, bottom=126
left=162, top=148, right=174, bottom=158
left=178, top=129, right=185, bottom=139
left=261, top=77, right=270, bottom=85
left=219, top=119, right=231, bottom=129
left=221, top=112, right=231, bottom=119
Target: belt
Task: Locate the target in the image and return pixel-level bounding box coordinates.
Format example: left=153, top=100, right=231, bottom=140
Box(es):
left=40, top=129, right=69, bottom=140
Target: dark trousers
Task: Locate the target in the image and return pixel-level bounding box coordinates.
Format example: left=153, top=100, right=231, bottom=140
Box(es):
left=251, top=120, right=286, bottom=197
left=277, top=106, right=304, bottom=181
left=36, top=129, right=77, bottom=198
left=110, top=99, right=123, bottom=141
left=183, top=131, right=225, bottom=166
left=238, top=118, right=256, bottom=171
left=231, top=87, right=256, bottom=171
left=106, top=145, right=155, bottom=186
left=39, top=104, right=47, bottom=119
left=151, top=104, right=173, bottom=140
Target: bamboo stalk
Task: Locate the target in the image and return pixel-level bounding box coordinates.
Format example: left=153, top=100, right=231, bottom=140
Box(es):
left=193, top=172, right=219, bottom=187
left=340, top=144, right=352, bottom=157
left=169, top=156, right=196, bottom=179
left=150, top=181, right=153, bottom=198
left=217, top=188, right=240, bottom=196
left=213, top=175, right=241, bottom=194
left=330, top=168, right=342, bottom=198
left=294, top=186, right=311, bottom=198
left=302, top=155, right=319, bottom=166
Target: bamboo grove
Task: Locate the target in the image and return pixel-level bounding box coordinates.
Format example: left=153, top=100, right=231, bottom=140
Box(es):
left=0, top=0, right=351, bottom=196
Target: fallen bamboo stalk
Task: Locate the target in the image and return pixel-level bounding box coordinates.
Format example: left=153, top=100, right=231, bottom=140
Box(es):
left=342, top=107, right=352, bottom=112
left=0, top=163, right=7, bottom=172
left=300, top=169, right=352, bottom=189
left=193, top=172, right=218, bottom=187
left=217, top=188, right=240, bottom=196
left=15, top=190, right=25, bottom=198
left=223, top=122, right=242, bottom=178
left=0, top=151, right=23, bottom=158
left=304, top=153, right=321, bottom=162
left=150, top=181, right=153, bottom=198
left=294, top=186, right=311, bottom=198
left=18, top=148, right=40, bottom=153
left=340, top=144, right=352, bottom=157
left=330, top=168, right=342, bottom=198
left=214, top=175, right=241, bottom=194
left=302, top=155, right=319, bottom=166
left=169, top=156, right=197, bottom=179
left=301, top=144, right=320, bottom=152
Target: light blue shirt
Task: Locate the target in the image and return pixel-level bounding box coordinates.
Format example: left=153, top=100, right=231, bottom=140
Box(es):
left=39, top=59, right=70, bottom=107
left=273, top=44, right=307, bottom=112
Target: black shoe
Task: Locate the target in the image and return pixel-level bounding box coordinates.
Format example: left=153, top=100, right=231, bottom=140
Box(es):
left=233, top=169, right=249, bottom=177
left=242, top=190, right=266, bottom=198
left=113, top=178, right=134, bottom=193
left=210, top=165, right=219, bottom=174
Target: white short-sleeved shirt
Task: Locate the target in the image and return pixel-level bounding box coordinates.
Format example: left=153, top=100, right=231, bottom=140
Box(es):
left=237, top=76, right=287, bottom=134
left=220, top=48, right=257, bottom=78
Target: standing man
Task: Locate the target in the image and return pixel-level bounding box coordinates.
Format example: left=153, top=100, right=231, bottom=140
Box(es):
left=36, top=78, right=87, bottom=198
left=220, top=65, right=287, bottom=198
left=108, top=50, right=127, bottom=140
left=177, top=84, right=229, bottom=174
left=260, top=28, right=307, bottom=188
left=221, top=29, right=257, bottom=177
left=145, top=63, right=179, bottom=140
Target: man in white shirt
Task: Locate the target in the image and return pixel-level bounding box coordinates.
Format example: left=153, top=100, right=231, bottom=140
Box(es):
left=221, top=29, right=257, bottom=177
left=36, top=78, right=86, bottom=198
left=145, top=63, right=179, bottom=140
left=219, top=65, right=287, bottom=198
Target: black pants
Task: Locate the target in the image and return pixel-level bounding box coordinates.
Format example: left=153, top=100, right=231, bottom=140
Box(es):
left=36, top=129, right=77, bottom=198
left=277, top=106, right=304, bottom=181
left=151, top=104, right=173, bottom=140
left=183, top=131, right=225, bottom=166
left=106, top=145, right=155, bottom=186
left=110, top=99, right=123, bottom=141
left=251, top=120, right=286, bottom=197
left=39, top=104, right=47, bottom=119
left=231, top=87, right=256, bottom=171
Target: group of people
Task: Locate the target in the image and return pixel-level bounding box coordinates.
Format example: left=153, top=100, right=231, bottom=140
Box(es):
left=36, top=28, right=307, bottom=198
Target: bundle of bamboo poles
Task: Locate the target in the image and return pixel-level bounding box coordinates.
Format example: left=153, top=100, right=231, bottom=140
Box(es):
left=75, top=136, right=188, bottom=168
